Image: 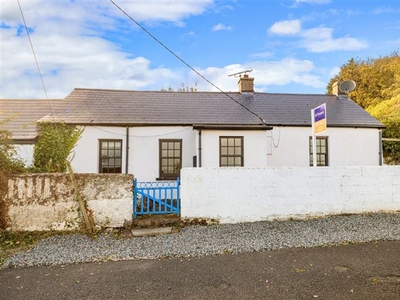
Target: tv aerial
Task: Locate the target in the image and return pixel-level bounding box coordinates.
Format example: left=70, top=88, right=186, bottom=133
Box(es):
left=228, top=69, right=253, bottom=78
left=339, top=80, right=356, bottom=94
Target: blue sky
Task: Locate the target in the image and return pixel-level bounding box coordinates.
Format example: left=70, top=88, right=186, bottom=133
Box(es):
left=1, top=0, right=400, bottom=98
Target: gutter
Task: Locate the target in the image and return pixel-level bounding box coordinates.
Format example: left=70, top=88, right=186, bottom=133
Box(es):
left=379, top=130, right=383, bottom=166
left=125, top=127, right=129, bottom=174
left=193, top=124, right=272, bottom=130
left=198, top=130, right=202, bottom=167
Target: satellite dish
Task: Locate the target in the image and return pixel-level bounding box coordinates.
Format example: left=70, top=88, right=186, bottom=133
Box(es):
left=339, top=80, right=356, bottom=94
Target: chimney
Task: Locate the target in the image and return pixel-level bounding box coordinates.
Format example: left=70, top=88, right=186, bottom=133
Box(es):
left=238, top=74, right=254, bottom=93
left=331, top=81, right=340, bottom=95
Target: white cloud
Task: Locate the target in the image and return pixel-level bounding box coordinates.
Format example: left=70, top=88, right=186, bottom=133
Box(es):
left=300, top=27, right=368, bottom=52
left=249, top=59, right=325, bottom=88
left=186, top=58, right=325, bottom=92
left=268, top=19, right=302, bottom=35
left=0, top=1, right=349, bottom=98
left=0, top=1, right=213, bottom=98
left=212, top=23, right=233, bottom=32
left=2, top=26, right=180, bottom=98
left=372, top=7, right=400, bottom=15
left=114, top=0, right=214, bottom=24
left=250, top=52, right=274, bottom=58
left=268, top=17, right=367, bottom=53
left=295, top=0, right=331, bottom=4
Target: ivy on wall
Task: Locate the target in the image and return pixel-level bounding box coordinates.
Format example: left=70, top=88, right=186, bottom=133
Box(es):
left=33, top=122, right=83, bottom=173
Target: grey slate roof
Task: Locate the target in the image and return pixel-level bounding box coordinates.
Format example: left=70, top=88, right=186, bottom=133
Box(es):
left=0, top=99, right=63, bottom=141
left=1, top=88, right=383, bottom=141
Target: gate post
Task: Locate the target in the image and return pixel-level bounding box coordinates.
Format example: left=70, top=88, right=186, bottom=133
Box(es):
left=133, top=178, right=137, bottom=219
left=177, top=177, right=181, bottom=214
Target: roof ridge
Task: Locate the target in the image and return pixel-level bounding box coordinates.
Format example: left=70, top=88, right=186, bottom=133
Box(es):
left=255, top=92, right=331, bottom=96
left=71, top=88, right=332, bottom=97
left=0, top=99, right=62, bottom=101
left=72, top=88, right=233, bottom=94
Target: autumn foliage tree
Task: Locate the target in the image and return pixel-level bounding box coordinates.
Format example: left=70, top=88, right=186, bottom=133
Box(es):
left=327, top=53, right=400, bottom=164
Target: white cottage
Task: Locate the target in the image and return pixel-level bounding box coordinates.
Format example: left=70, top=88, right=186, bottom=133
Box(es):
left=1, top=77, right=384, bottom=181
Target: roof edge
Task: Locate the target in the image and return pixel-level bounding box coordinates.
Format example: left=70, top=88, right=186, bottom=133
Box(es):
left=193, top=124, right=272, bottom=130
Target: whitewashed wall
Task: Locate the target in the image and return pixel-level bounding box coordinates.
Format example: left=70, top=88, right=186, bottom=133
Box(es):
left=181, top=167, right=400, bottom=223
left=5, top=173, right=134, bottom=231
left=267, top=127, right=381, bottom=166
left=71, top=126, right=196, bottom=181
left=71, top=126, right=269, bottom=181
left=200, top=130, right=268, bottom=167
left=15, top=144, right=34, bottom=167
left=70, top=125, right=381, bottom=181
left=128, top=126, right=196, bottom=181
left=71, top=126, right=126, bottom=173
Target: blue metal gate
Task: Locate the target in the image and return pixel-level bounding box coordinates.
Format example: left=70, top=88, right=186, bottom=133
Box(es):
left=133, top=178, right=180, bottom=218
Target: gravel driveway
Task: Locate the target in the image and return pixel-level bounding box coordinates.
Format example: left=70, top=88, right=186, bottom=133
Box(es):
left=3, top=212, right=400, bottom=269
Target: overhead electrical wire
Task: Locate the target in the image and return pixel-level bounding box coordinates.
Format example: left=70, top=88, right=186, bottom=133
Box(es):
left=91, top=125, right=192, bottom=138
left=17, top=0, right=49, bottom=101
left=19, top=0, right=269, bottom=133
left=109, top=0, right=268, bottom=127
left=17, top=0, right=67, bottom=159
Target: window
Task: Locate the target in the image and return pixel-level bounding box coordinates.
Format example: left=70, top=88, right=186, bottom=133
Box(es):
left=220, top=136, right=244, bottom=167
left=99, top=139, right=122, bottom=173
left=159, top=139, right=182, bottom=179
left=309, top=136, right=328, bottom=166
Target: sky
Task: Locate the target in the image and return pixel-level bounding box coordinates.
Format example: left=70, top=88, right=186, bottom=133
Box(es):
left=1, top=0, right=400, bottom=99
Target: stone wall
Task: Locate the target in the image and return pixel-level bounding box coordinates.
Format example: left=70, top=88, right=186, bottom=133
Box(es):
left=4, top=173, right=134, bottom=231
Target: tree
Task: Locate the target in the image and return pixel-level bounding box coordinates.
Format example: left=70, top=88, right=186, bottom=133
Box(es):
left=327, top=53, right=400, bottom=108
left=367, top=95, right=400, bottom=164
left=33, top=122, right=83, bottom=172
left=328, top=53, right=400, bottom=164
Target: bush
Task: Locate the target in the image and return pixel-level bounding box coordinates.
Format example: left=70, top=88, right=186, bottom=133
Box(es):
left=0, top=127, right=26, bottom=173
left=33, top=122, right=83, bottom=172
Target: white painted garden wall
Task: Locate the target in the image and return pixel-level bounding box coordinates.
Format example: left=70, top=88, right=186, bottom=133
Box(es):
left=181, top=166, right=400, bottom=224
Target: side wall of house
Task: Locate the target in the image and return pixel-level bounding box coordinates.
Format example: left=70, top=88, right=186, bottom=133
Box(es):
left=200, top=130, right=268, bottom=167
left=15, top=144, right=34, bottom=167
left=266, top=127, right=381, bottom=166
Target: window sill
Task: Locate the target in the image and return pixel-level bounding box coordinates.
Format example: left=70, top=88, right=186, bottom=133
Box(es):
left=156, top=177, right=179, bottom=181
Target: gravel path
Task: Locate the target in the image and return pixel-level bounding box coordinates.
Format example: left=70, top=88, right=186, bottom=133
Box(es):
left=3, top=213, right=400, bottom=269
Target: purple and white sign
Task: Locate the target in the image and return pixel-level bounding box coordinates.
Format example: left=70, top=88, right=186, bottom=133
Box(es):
left=312, top=103, right=327, bottom=134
